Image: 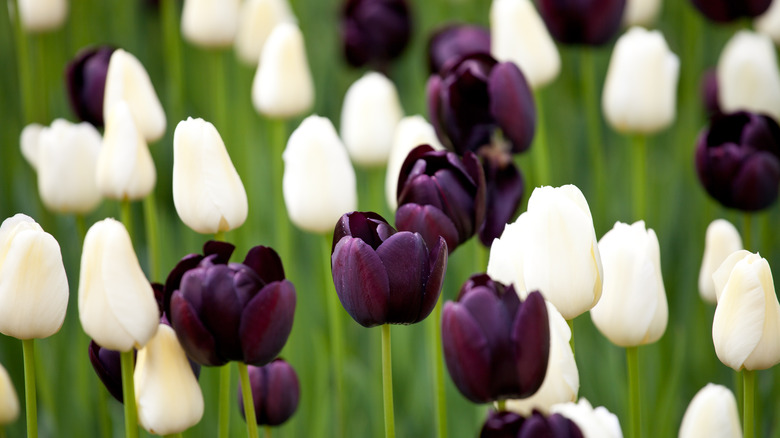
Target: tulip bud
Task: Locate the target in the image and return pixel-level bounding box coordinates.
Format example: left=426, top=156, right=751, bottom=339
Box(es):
left=477, top=147, right=524, bottom=246
left=712, top=250, right=780, bottom=370
left=622, top=0, right=662, bottom=27
left=252, top=23, right=314, bottom=119
left=0, top=362, right=19, bottom=425
left=490, top=0, right=561, bottom=89
left=19, top=123, right=42, bottom=169
left=172, top=117, right=248, bottom=234
left=181, top=0, right=240, bottom=48
left=17, top=0, right=68, bottom=33
left=0, top=214, right=68, bottom=340
left=79, top=218, right=159, bottom=351
left=690, top=0, right=771, bottom=23
left=65, top=46, right=115, bottom=127
left=480, top=411, right=524, bottom=437
left=283, top=116, right=357, bottom=234
left=88, top=341, right=125, bottom=402
left=234, top=0, right=296, bottom=65
left=700, top=69, right=722, bottom=119
left=698, top=219, right=743, bottom=304
left=717, top=30, right=780, bottom=122
left=537, top=0, right=626, bottom=46
left=427, top=24, right=490, bottom=75
left=678, top=384, right=741, bottom=438
left=238, top=359, right=300, bottom=426
left=103, top=49, right=166, bottom=142
left=602, top=27, right=680, bottom=134
left=756, top=0, right=780, bottom=44
left=550, top=399, right=623, bottom=438
left=341, top=0, right=411, bottom=69
left=481, top=410, right=584, bottom=438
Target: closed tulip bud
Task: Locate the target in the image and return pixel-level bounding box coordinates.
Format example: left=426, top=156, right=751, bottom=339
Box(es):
left=103, top=49, right=166, bottom=142
left=550, top=399, right=623, bottom=438
left=712, top=250, right=780, bottom=370
left=537, top=0, right=626, bottom=46
left=602, top=27, right=680, bottom=134
left=490, top=0, right=561, bottom=89
left=717, top=31, right=780, bottom=122
left=428, top=24, right=490, bottom=75
left=65, top=46, right=115, bottom=127
left=701, top=69, right=722, bottom=119
left=135, top=324, right=204, bottom=435
left=690, top=0, right=771, bottom=22
left=477, top=147, right=524, bottom=246
left=238, top=359, right=300, bottom=426
left=181, top=0, right=240, bottom=48
left=17, top=0, right=68, bottom=33
left=481, top=411, right=584, bottom=438
left=88, top=341, right=125, bottom=402
left=678, top=384, right=741, bottom=438
left=172, top=117, right=248, bottom=234
left=622, top=0, right=662, bottom=27
left=0, top=214, right=68, bottom=339
left=341, top=0, right=411, bottom=69
left=695, top=111, right=780, bottom=211
left=97, top=101, right=156, bottom=201
left=0, top=363, right=18, bottom=425
left=20, top=123, right=42, bottom=169
left=79, top=218, right=159, bottom=351
left=480, top=411, right=524, bottom=438
left=234, top=0, right=296, bottom=65
left=252, top=23, right=314, bottom=119
left=331, top=211, right=447, bottom=327
left=756, top=0, right=780, bottom=44
left=442, top=275, right=549, bottom=403
left=699, top=219, right=743, bottom=304
left=283, top=116, right=357, bottom=234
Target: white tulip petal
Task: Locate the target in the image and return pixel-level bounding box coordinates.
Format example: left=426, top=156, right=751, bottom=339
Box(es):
left=385, top=115, right=443, bottom=211
left=756, top=0, right=780, bottom=45
left=551, top=398, right=623, bottom=438
left=181, top=0, right=240, bottom=48
left=20, top=123, right=43, bottom=169
left=234, top=0, right=296, bottom=65
left=18, top=0, right=67, bottom=32
left=0, top=363, right=19, bottom=425
left=699, top=219, right=743, bottom=303
left=622, top=0, right=662, bottom=27
left=487, top=219, right=527, bottom=295
left=712, top=250, right=752, bottom=303
left=679, top=383, right=740, bottom=438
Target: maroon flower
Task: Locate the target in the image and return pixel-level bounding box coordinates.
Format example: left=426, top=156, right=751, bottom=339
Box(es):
left=88, top=341, right=126, bottom=402
left=341, top=0, right=411, bottom=69
left=537, top=0, right=626, bottom=46
left=428, top=24, right=491, bottom=74
left=480, top=410, right=584, bottom=438
left=238, top=359, right=300, bottom=426
left=477, top=147, right=524, bottom=246
left=65, top=46, right=115, bottom=127
left=689, top=0, right=771, bottom=23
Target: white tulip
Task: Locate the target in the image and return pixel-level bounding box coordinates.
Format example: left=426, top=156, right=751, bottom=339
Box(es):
left=252, top=23, right=314, bottom=119
left=0, top=363, right=18, bottom=425
left=0, top=214, right=68, bottom=340
left=385, top=116, right=443, bottom=211
left=756, top=0, right=780, bottom=45
left=283, top=115, right=357, bottom=234
left=717, top=30, right=780, bottom=122
left=18, top=0, right=67, bottom=33
left=19, top=124, right=42, bottom=169
left=551, top=398, right=623, bottom=438
left=699, top=219, right=743, bottom=304
left=622, top=0, right=662, bottom=27
left=78, top=218, right=159, bottom=351
left=712, top=250, right=780, bottom=370
left=234, top=0, right=296, bottom=65
left=181, top=0, right=240, bottom=48
left=490, top=0, right=560, bottom=88
left=591, top=221, right=667, bottom=347
left=678, top=384, right=741, bottom=438
left=602, top=27, right=679, bottom=134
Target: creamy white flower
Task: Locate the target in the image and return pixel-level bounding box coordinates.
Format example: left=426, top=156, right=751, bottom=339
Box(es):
left=283, top=116, right=357, bottom=234
left=385, top=116, right=444, bottom=211
left=0, top=214, right=68, bottom=340
left=181, top=0, right=240, bottom=48
left=234, top=0, right=296, bottom=65
left=78, top=218, right=159, bottom=352
left=0, top=363, right=19, bottom=425
left=699, top=219, right=743, bottom=304
left=18, top=0, right=67, bottom=33
left=551, top=398, right=623, bottom=438
left=678, top=384, right=741, bottom=438
left=602, top=27, right=679, bottom=134
left=756, top=0, right=780, bottom=45
left=20, top=124, right=43, bottom=169
left=622, top=0, right=662, bottom=27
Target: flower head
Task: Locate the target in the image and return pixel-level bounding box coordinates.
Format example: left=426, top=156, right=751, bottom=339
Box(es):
left=65, top=46, right=115, bottom=127
left=341, top=0, right=411, bottom=69
left=238, top=359, right=300, bottom=426
left=537, top=0, right=626, bottom=46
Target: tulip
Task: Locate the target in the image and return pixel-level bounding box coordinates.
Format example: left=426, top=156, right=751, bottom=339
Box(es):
left=331, top=211, right=447, bottom=327
left=395, top=145, right=486, bottom=253
left=340, top=0, right=411, bottom=69
left=79, top=218, right=159, bottom=351
left=340, top=72, right=404, bottom=167
left=699, top=219, right=743, bottom=304
left=717, top=30, right=780, bottom=122
left=701, top=69, right=722, bottom=118
left=172, top=117, right=248, bottom=234
left=712, top=250, right=780, bottom=370
left=490, top=0, right=561, bottom=89
left=0, top=362, right=19, bottom=425
left=238, top=359, right=299, bottom=426
left=441, top=275, right=549, bottom=403
left=97, top=100, right=157, bottom=201
left=537, top=0, right=626, bottom=46
left=427, top=53, right=536, bottom=155
left=103, top=49, right=167, bottom=142
left=590, top=221, right=667, bottom=347
left=480, top=410, right=584, bottom=438
left=65, top=46, right=115, bottom=127
left=622, top=0, right=662, bottom=27
left=487, top=185, right=603, bottom=321
left=480, top=411, right=524, bottom=438
left=690, top=0, right=771, bottom=22
left=17, top=0, right=68, bottom=33
left=756, top=0, right=780, bottom=44
left=477, top=147, right=524, bottom=246
left=602, top=27, right=680, bottom=134
left=427, top=24, right=490, bottom=75
left=695, top=111, right=780, bottom=211
left=19, top=123, right=42, bottom=169
left=678, top=384, right=741, bottom=438
left=88, top=340, right=125, bottom=402
left=550, top=399, right=623, bottom=438
left=181, top=0, right=240, bottom=48
left=282, top=115, right=357, bottom=234
left=234, top=0, right=296, bottom=65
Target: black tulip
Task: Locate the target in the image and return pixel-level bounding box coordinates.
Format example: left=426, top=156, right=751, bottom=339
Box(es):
left=477, top=147, right=524, bottom=246
left=428, top=24, right=491, bottom=75
left=689, top=0, right=771, bottom=23
left=238, top=359, right=300, bottom=426
left=341, top=0, right=411, bottom=69
left=65, top=46, right=115, bottom=127
left=537, top=0, right=626, bottom=46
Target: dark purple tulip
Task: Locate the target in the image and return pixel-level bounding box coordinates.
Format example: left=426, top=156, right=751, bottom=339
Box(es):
left=341, top=0, right=411, bottom=69
left=427, top=53, right=536, bottom=155
left=396, top=145, right=486, bottom=253
left=238, top=359, right=300, bottom=426
left=65, top=46, right=115, bottom=127
left=537, top=0, right=626, bottom=46
left=167, top=242, right=296, bottom=366
left=331, top=211, right=447, bottom=328
left=442, top=275, right=549, bottom=404
left=701, top=69, right=722, bottom=119
left=695, top=111, right=780, bottom=211
left=517, top=411, right=584, bottom=438
left=88, top=341, right=126, bottom=402
left=477, top=147, right=524, bottom=246
left=428, top=24, right=491, bottom=75
left=689, top=0, right=771, bottom=22
left=481, top=411, right=524, bottom=438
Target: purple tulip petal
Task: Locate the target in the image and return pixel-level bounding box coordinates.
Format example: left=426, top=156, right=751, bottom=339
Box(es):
left=428, top=24, right=491, bottom=75
left=89, top=341, right=124, bottom=402
left=489, top=63, right=536, bottom=153
left=397, top=145, right=437, bottom=201
left=395, top=203, right=460, bottom=253
left=331, top=237, right=391, bottom=327
left=334, top=211, right=393, bottom=252
left=537, top=0, right=626, bottom=46
left=442, top=302, right=493, bottom=403
left=546, top=413, right=585, bottom=438
left=511, top=291, right=550, bottom=398
left=243, top=246, right=286, bottom=283
left=480, top=410, right=525, bottom=438
left=690, top=0, right=771, bottom=22
left=170, top=291, right=224, bottom=366
left=164, top=254, right=204, bottom=314
left=732, top=152, right=780, bottom=210
left=200, top=265, right=245, bottom=361
left=478, top=150, right=523, bottom=246
left=204, top=240, right=236, bottom=264
left=239, top=281, right=297, bottom=366
left=419, top=236, right=448, bottom=322
left=376, top=232, right=428, bottom=324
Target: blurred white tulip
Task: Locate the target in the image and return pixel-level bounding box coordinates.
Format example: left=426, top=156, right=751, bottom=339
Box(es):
left=699, top=219, right=743, bottom=304
left=622, top=0, right=662, bottom=27
left=234, top=0, right=296, bottom=65
left=385, top=115, right=443, bottom=211
left=18, top=0, right=67, bottom=33
left=181, top=0, right=240, bottom=48
left=678, top=383, right=741, bottom=438
left=0, top=362, right=18, bottom=425
left=551, top=398, right=623, bottom=438
left=756, top=0, right=780, bottom=45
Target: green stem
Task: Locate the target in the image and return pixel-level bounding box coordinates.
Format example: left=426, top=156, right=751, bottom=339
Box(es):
left=238, top=363, right=259, bottom=438
left=742, top=214, right=753, bottom=252
left=265, top=426, right=271, bottom=438
left=143, top=193, right=161, bottom=281
left=163, top=434, right=183, bottom=438
left=35, top=34, right=48, bottom=123
left=532, top=89, right=550, bottom=186
left=212, top=50, right=228, bottom=134
left=271, top=120, right=291, bottom=262
left=214, top=231, right=225, bottom=242
left=120, top=351, right=138, bottom=438
left=120, top=199, right=133, bottom=243
left=161, top=0, right=185, bottom=119
left=496, top=400, right=506, bottom=412
left=76, top=215, right=87, bottom=244
left=632, top=135, right=647, bottom=222
left=97, top=386, right=113, bottom=438
left=322, top=235, right=345, bottom=438
left=743, top=369, right=755, bottom=438
left=218, top=365, right=231, bottom=438
left=0, top=426, right=6, bottom=438
left=22, top=339, right=37, bottom=438
left=381, top=324, right=395, bottom=438
left=567, top=319, right=575, bottom=358
left=429, top=298, right=447, bottom=438
left=581, top=48, right=606, bottom=227
left=627, top=347, right=641, bottom=438
left=12, top=0, right=36, bottom=123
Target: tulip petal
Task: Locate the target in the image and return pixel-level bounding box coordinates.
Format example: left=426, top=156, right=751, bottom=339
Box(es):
left=376, top=232, right=427, bottom=324
left=420, top=236, right=448, bottom=322
left=164, top=254, right=205, bottom=314
left=731, top=151, right=780, bottom=211
left=331, top=237, right=390, bottom=327
left=243, top=245, right=286, bottom=283
left=239, top=280, right=297, bottom=366
left=88, top=341, right=124, bottom=402
left=441, top=302, right=492, bottom=403
left=478, top=152, right=523, bottom=246
left=426, top=76, right=450, bottom=150
left=200, top=265, right=245, bottom=360
left=170, top=291, right=224, bottom=366
left=511, top=291, right=550, bottom=398
left=489, top=62, right=536, bottom=153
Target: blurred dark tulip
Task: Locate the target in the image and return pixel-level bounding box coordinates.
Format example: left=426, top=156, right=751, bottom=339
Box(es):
left=701, top=69, right=722, bottom=119
left=427, top=53, right=536, bottom=155
left=167, top=241, right=296, bottom=366
left=88, top=341, right=125, bottom=402
left=341, top=0, right=411, bottom=69
left=517, top=411, right=584, bottom=438
left=428, top=24, right=491, bottom=74
left=689, top=0, right=771, bottom=22
left=331, top=211, right=447, bottom=328
left=65, top=46, right=115, bottom=127
left=442, top=275, right=549, bottom=404
left=238, top=359, right=300, bottom=426
left=537, top=0, right=626, bottom=46
left=396, top=145, right=486, bottom=253
left=477, top=147, right=524, bottom=246
left=481, top=411, right=524, bottom=438
left=695, top=111, right=780, bottom=211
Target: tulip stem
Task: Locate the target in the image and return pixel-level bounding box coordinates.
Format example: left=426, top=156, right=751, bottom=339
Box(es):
left=581, top=48, right=606, bottom=228
left=496, top=400, right=506, bottom=412
left=143, top=192, right=161, bottom=281
left=96, top=386, right=113, bottom=438
left=271, top=120, right=291, bottom=263
left=743, top=369, right=755, bottom=438
left=429, top=298, right=448, bottom=438
left=11, top=0, right=36, bottom=123
left=238, top=363, right=259, bottom=438
left=321, top=235, right=345, bottom=437
left=120, top=350, right=138, bottom=438
left=381, top=324, right=396, bottom=438
left=218, top=365, right=231, bottom=438
left=212, top=49, right=228, bottom=135
left=532, top=89, right=550, bottom=186
left=567, top=319, right=575, bottom=357
left=631, top=135, right=647, bottom=222
left=22, top=339, right=37, bottom=438
left=161, top=0, right=185, bottom=119
left=626, top=346, right=641, bottom=438
left=120, top=199, right=134, bottom=243
left=265, top=426, right=271, bottom=438
left=742, top=214, right=753, bottom=251
left=76, top=215, right=87, bottom=244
